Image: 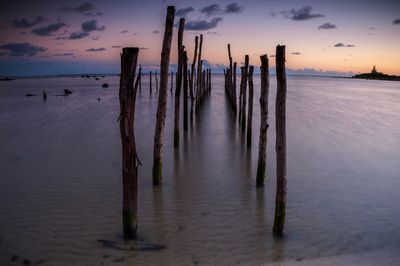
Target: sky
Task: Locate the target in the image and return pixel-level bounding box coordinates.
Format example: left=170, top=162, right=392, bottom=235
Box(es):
left=0, top=0, right=399, bottom=76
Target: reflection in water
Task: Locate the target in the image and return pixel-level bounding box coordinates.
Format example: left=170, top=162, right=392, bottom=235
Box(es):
left=0, top=75, right=400, bottom=265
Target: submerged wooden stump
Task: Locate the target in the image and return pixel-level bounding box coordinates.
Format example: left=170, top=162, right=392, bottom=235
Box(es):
left=273, top=45, right=287, bottom=236
left=119, top=47, right=140, bottom=239
left=256, top=55, right=270, bottom=187
left=152, top=6, right=175, bottom=186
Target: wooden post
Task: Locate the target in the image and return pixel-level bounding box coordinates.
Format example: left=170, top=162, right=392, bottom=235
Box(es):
left=273, top=45, right=287, bottom=235
left=227, top=44, right=233, bottom=106
left=183, top=51, right=188, bottom=131
left=239, top=67, right=244, bottom=124
left=155, top=71, right=159, bottom=91
left=256, top=55, right=270, bottom=187
left=233, top=62, right=237, bottom=113
left=150, top=71, right=152, bottom=93
left=190, top=36, right=199, bottom=121
left=42, top=90, right=47, bottom=101
left=174, top=18, right=185, bottom=148
left=152, top=6, right=175, bottom=186
left=196, top=34, right=203, bottom=110
left=246, top=65, right=254, bottom=148
left=119, top=47, right=140, bottom=239
left=170, top=71, right=173, bottom=94
left=241, top=55, right=249, bottom=132
left=138, top=67, right=142, bottom=93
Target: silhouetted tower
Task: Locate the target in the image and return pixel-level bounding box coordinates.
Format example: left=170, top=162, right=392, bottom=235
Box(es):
left=371, top=65, right=378, bottom=74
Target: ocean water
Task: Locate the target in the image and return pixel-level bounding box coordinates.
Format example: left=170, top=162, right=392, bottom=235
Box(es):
left=0, top=74, right=399, bottom=265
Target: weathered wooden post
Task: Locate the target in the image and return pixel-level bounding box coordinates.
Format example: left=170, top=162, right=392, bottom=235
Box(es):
left=138, top=67, right=142, bottom=93
left=246, top=65, right=254, bottom=148
left=135, top=67, right=142, bottom=94
left=241, top=55, right=249, bottom=132
left=239, top=67, right=244, bottom=124
left=196, top=35, right=203, bottom=111
left=256, top=55, right=270, bottom=187
left=155, top=71, right=159, bottom=91
left=152, top=6, right=175, bottom=186
left=42, top=90, right=47, bottom=101
left=119, top=47, right=140, bottom=239
left=233, top=62, right=237, bottom=113
left=227, top=44, right=233, bottom=105
left=190, top=36, right=198, bottom=123
left=183, top=51, right=189, bottom=131
left=150, top=71, right=152, bottom=93
left=174, top=17, right=185, bottom=148
left=273, top=45, right=287, bottom=235
left=170, top=71, right=173, bottom=94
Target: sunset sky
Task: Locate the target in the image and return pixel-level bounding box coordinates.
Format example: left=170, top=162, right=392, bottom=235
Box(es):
left=0, top=0, right=399, bottom=76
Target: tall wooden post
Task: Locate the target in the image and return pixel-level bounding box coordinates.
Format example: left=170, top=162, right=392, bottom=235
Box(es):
left=233, top=62, right=237, bottom=113
left=256, top=55, right=270, bottom=187
left=247, top=65, right=254, bottom=148
left=239, top=66, right=244, bottom=124
left=174, top=18, right=185, bottom=148
left=119, top=47, right=140, bottom=239
left=196, top=35, right=203, bottom=110
left=273, top=45, right=287, bottom=235
left=183, top=51, right=188, bottom=131
left=138, top=67, right=142, bottom=93
left=190, top=36, right=198, bottom=123
left=241, top=55, right=249, bottom=132
left=170, top=71, right=173, bottom=94
left=155, top=71, right=159, bottom=91
left=152, top=6, right=175, bottom=186
left=150, top=71, right=152, bottom=93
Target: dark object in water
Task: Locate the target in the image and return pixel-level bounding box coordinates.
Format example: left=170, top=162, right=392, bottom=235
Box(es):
left=64, top=89, right=72, bottom=95
left=86, top=75, right=91, bottom=78
left=81, top=75, right=85, bottom=78
left=97, top=239, right=166, bottom=251
left=43, top=90, right=47, bottom=101
left=11, top=255, right=19, bottom=261
left=102, top=83, right=109, bottom=88
left=0, top=77, right=14, bottom=81
left=25, top=93, right=36, bottom=97
left=95, top=78, right=100, bottom=80
left=97, top=97, right=101, bottom=101
left=22, top=259, right=31, bottom=265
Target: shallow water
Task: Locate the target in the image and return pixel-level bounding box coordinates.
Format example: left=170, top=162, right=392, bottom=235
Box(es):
left=0, top=75, right=399, bottom=265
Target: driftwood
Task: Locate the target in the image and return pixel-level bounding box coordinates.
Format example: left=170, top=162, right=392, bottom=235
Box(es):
left=256, top=55, right=270, bottom=187
left=273, top=45, right=287, bottom=236
left=152, top=6, right=175, bottom=186
left=174, top=18, right=185, bottom=148
left=119, top=47, right=140, bottom=239
left=246, top=65, right=254, bottom=148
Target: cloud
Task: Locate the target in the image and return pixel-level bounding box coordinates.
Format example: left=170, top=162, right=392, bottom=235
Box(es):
left=176, top=7, right=194, bottom=17
left=81, top=19, right=105, bottom=32
left=291, top=52, right=301, bottom=55
left=0, top=42, right=47, bottom=56
left=318, top=22, right=337, bottom=29
left=119, top=29, right=129, bottom=34
left=54, top=53, right=74, bottom=56
left=283, top=6, right=324, bottom=21
left=32, top=22, right=66, bottom=36
left=393, top=19, right=400, bottom=25
left=68, top=31, right=90, bottom=39
left=186, top=17, right=223, bottom=31
left=86, top=47, right=106, bottom=52
left=111, top=45, right=121, bottom=48
left=334, top=42, right=355, bottom=47
left=152, top=29, right=160, bottom=34
left=10, top=16, right=45, bottom=28
left=61, top=2, right=95, bottom=13
left=200, top=4, right=220, bottom=16
left=225, top=2, right=244, bottom=13
left=140, top=47, right=149, bottom=50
